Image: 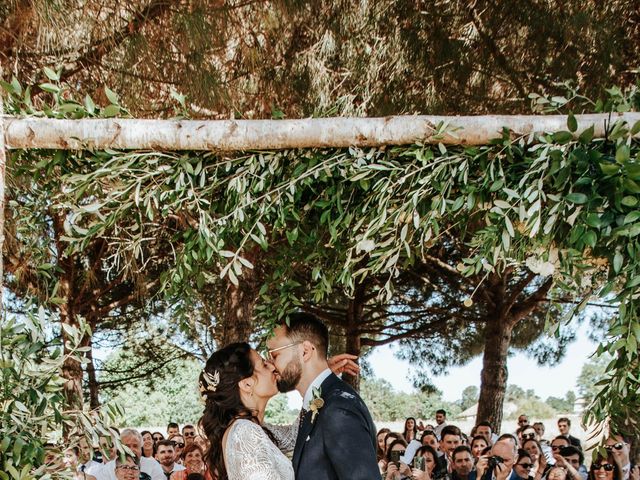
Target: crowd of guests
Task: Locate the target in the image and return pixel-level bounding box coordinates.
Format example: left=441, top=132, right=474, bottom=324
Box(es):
left=55, top=411, right=637, bottom=480
left=377, top=411, right=638, bottom=480
left=60, top=423, right=213, bottom=480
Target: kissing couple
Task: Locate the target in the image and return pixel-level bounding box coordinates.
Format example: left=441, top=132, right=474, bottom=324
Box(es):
left=198, top=312, right=380, bottom=480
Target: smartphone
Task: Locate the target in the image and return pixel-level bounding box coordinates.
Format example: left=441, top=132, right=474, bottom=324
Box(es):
left=390, top=450, right=401, bottom=467
left=413, top=455, right=425, bottom=471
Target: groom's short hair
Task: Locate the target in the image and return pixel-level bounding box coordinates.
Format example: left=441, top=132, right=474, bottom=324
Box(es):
left=284, top=312, right=329, bottom=358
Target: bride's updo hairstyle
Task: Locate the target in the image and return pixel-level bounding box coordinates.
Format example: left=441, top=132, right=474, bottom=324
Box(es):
left=199, top=342, right=258, bottom=480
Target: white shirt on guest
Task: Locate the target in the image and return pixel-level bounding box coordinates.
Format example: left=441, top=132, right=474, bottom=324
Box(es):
left=303, top=368, right=332, bottom=409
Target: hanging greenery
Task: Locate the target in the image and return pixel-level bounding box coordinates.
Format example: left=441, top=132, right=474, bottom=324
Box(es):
left=2, top=75, right=640, bottom=443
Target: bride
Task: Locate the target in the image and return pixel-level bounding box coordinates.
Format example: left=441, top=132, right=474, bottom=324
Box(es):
left=198, top=342, right=356, bottom=480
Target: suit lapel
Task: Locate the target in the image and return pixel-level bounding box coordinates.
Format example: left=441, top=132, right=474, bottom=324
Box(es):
left=292, top=374, right=342, bottom=473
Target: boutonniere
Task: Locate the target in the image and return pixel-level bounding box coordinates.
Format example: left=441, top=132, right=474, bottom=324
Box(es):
left=309, top=387, right=324, bottom=423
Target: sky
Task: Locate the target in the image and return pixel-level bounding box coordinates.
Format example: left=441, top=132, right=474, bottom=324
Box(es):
left=287, top=325, right=598, bottom=409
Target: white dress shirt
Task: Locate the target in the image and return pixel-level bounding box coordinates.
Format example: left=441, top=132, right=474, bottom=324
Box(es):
left=302, top=368, right=332, bottom=409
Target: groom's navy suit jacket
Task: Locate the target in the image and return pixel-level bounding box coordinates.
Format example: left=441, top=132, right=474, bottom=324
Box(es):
left=292, top=373, right=379, bottom=480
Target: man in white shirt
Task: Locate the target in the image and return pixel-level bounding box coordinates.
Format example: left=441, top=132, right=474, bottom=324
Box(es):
left=433, top=409, right=449, bottom=439
left=94, top=429, right=164, bottom=480
left=155, top=440, right=185, bottom=480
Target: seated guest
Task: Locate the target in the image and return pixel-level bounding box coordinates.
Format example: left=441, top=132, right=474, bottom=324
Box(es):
left=548, top=466, right=569, bottom=480
left=523, top=438, right=551, bottom=480
left=588, top=453, right=623, bottom=480
left=152, top=433, right=165, bottom=444
left=384, top=439, right=411, bottom=480
left=167, top=423, right=180, bottom=438
left=404, top=417, right=420, bottom=443
left=471, top=436, right=489, bottom=460
left=114, top=455, right=142, bottom=480
left=521, top=425, right=553, bottom=465
left=556, top=445, right=587, bottom=480
left=551, top=436, right=571, bottom=462
left=514, top=449, right=535, bottom=480
left=170, top=444, right=213, bottom=480
left=411, top=445, right=441, bottom=480
left=451, top=446, right=474, bottom=480
left=557, top=419, right=581, bottom=449
left=181, top=425, right=196, bottom=447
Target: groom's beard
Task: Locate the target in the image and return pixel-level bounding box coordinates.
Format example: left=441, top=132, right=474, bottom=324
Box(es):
left=276, top=358, right=302, bottom=393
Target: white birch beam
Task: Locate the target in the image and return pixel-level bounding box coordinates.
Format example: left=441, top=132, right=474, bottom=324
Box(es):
left=4, top=113, right=640, bottom=151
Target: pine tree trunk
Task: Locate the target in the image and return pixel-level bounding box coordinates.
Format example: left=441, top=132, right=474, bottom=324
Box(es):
left=476, top=317, right=513, bottom=433
left=85, top=337, right=101, bottom=410
left=342, top=282, right=366, bottom=391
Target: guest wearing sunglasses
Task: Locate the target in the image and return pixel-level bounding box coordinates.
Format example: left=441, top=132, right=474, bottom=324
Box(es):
left=181, top=426, right=196, bottom=447
left=152, top=433, right=165, bottom=444
left=605, top=435, right=632, bottom=480
left=520, top=428, right=553, bottom=469
left=588, top=453, right=623, bottom=480
left=550, top=436, right=571, bottom=464
left=514, top=449, right=536, bottom=480
left=168, top=435, right=186, bottom=464
left=385, top=439, right=412, bottom=480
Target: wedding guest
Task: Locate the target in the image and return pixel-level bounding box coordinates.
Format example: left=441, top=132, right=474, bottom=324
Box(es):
left=170, top=444, right=213, bottom=480
left=411, top=445, right=444, bottom=480
left=384, top=439, right=411, bottom=480
left=182, top=425, right=197, bottom=447
left=155, top=440, right=185, bottom=479
left=451, top=446, right=474, bottom=480
left=378, top=428, right=392, bottom=461
left=523, top=438, right=550, bottom=480
left=532, top=423, right=547, bottom=444
left=557, top=419, right=581, bottom=449
left=555, top=445, right=586, bottom=480
left=514, top=449, right=535, bottom=480
left=471, top=436, right=489, bottom=460
left=433, top=410, right=448, bottom=439
left=64, top=446, right=98, bottom=480
left=588, top=453, right=623, bottom=480
left=605, top=434, right=632, bottom=480
left=168, top=435, right=186, bottom=464
left=142, top=431, right=155, bottom=458
left=422, top=431, right=441, bottom=453
left=404, top=417, right=419, bottom=443
left=167, top=423, right=180, bottom=438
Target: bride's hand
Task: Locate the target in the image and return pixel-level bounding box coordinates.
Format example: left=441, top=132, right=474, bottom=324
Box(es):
left=328, top=353, right=360, bottom=376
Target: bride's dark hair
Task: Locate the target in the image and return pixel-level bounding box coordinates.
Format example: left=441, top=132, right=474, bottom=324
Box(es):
left=198, top=342, right=262, bottom=480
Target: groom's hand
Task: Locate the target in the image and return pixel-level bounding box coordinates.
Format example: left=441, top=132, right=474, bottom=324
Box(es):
left=328, top=353, right=360, bottom=376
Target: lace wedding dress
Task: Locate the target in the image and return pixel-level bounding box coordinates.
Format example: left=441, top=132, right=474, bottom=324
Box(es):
left=224, top=419, right=296, bottom=480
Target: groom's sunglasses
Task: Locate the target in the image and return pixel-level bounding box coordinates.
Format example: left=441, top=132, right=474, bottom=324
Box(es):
left=266, top=341, right=302, bottom=361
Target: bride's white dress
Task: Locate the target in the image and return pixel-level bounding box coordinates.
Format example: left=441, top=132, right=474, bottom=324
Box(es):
left=224, top=419, right=297, bottom=480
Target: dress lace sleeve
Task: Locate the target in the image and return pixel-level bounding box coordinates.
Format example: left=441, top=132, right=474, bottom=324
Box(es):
left=263, top=414, right=300, bottom=454
left=225, top=420, right=292, bottom=480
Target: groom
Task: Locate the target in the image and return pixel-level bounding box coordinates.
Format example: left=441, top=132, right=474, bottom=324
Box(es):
left=266, top=312, right=379, bottom=480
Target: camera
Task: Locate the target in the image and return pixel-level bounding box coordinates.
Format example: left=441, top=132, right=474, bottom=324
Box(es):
left=390, top=450, right=401, bottom=467
left=487, top=455, right=504, bottom=469
left=413, top=455, right=425, bottom=471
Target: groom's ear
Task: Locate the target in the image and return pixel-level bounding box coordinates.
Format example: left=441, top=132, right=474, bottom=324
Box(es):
left=301, top=340, right=317, bottom=361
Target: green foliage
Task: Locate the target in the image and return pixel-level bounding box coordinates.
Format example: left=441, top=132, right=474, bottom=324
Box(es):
left=2, top=75, right=640, bottom=441
left=100, top=354, right=203, bottom=427
left=0, top=309, right=121, bottom=479
left=576, top=354, right=611, bottom=406
left=360, top=377, right=458, bottom=421
left=506, top=386, right=558, bottom=420
left=264, top=394, right=298, bottom=425
left=460, top=386, right=480, bottom=411
left=545, top=391, right=576, bottom=413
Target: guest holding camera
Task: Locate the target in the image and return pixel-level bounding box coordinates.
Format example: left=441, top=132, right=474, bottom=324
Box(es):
left=472, top=440, right=525, bottom=480
left=411, top=445, right=440, bottom=480
left=385, top=439, right=412, bottom=480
